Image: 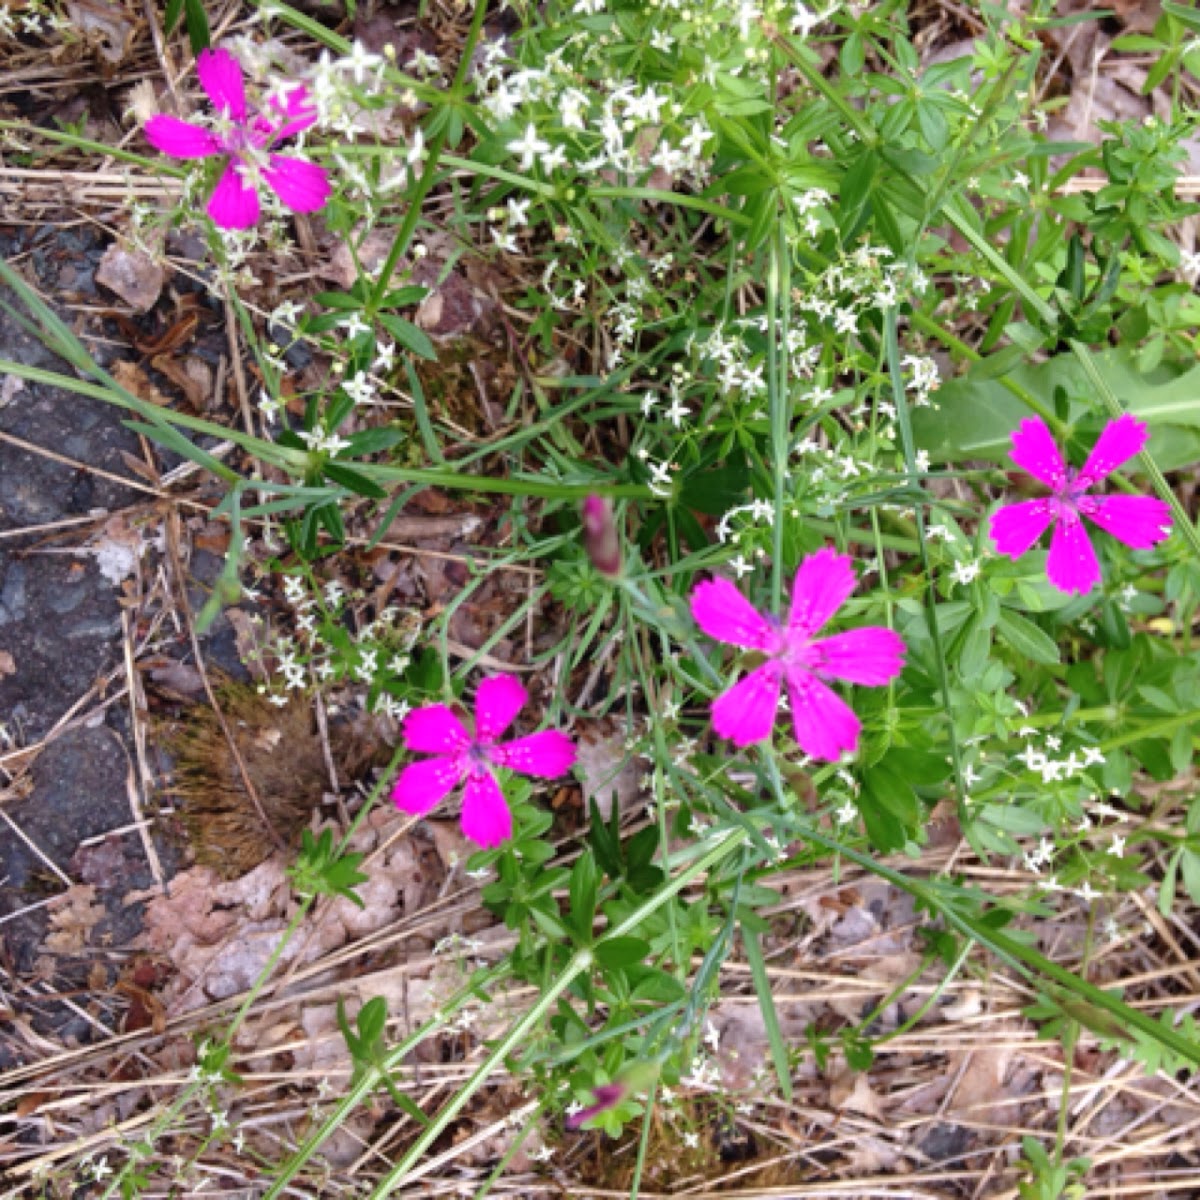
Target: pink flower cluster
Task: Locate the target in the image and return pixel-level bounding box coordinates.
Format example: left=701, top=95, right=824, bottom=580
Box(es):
left=144, top=47, right=330, bottom=230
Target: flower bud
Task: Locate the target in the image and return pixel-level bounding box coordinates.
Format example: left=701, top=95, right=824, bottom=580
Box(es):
left=582, top=495, right=622, bottom=578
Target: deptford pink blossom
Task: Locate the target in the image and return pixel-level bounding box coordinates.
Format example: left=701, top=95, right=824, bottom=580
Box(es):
left=392, top=675, right=575, bottom=848
left=143, top=47, right=331, bottom=230
left=581, top=494, right=622, bottom=577
left=690, top=549, right=905, bottom=760
left=989, top=415, right=1172, bottom=595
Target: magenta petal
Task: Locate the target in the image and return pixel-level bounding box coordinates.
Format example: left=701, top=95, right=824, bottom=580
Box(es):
left=392, top=756, right=465, bottom=816
left=489, top=731, right=576, bottom=777
left=144, top=114, right=222, bottom=159
left=461, top=771, right=512, bottom=848
left=990, top=498, right=1056, bottom=559
left=1009, top=417, right=1067, bottom=490
left=263, top=154, right=331, bottom=214
left=1081, top=494, right=1172, bottom=549
left=269, top=85, right=319, bottom=141
left=1046, top=514, right=1101, bottom=594
left=403, top=705, right=470, bottom=755
left=788, top=547, right=856, bottom=640
left=711, top=664, right=782, bottom=747
left=1076, top=414, right=1148, bottom=489
left=207, top=161, right=260, bottom=229
left=787, top=670, right=861, bottom=761
left=474, top=675, right=528, bottom=743
left=196, top=47, right=247, bottom=120
left=807, top=627, right=906, bottom=686
left=690, top=578, right=776, bottom=651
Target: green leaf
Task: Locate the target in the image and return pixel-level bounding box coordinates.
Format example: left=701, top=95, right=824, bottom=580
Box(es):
left=914, top=348, right=1200, bottom=471
left=569, top=850, right=598, bottom=943
left=742, top=928, right=793, bottom=1101
left=378, top=313, right=437, bottom=361
left=997, top=610, right=1061, bottom=665
left=1164, top=0, right=1200, bottom=34
left=324, top=462, right=388, bottom=500
left=594, top=936, right=652, bottom=968
left=183, top=0, right=210, bottom=53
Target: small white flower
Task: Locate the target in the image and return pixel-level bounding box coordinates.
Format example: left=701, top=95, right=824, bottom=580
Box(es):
left=406, top=129, right=427, bottom=167
left=509, top=123, right=550, bottom=170
left=1108, top=833, right=1126, bottom=857
left=507, top=196, right=532, bottom=226
left=683, top=1131, right=700, bottom=1149
left=344, top=41, right=382, bottom=85
left=952, top=559, right=981, bottom=586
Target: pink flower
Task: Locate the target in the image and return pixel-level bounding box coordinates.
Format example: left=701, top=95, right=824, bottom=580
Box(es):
left=392, top=675, right=576, bottom=848
left=690, top=548, right=905, bottom=760
left=989, top=415, right=1172, bottom=595
left=143, top=47, right=330, bottom=230
left=581, top=494, right=622, bottom=577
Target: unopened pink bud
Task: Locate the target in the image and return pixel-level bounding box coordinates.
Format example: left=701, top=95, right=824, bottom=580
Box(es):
left=582, top=495, right=622, bottom=578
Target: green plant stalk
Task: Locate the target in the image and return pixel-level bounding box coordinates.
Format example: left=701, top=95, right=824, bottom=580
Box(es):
left=588, top=185, right=751, bottom=227
left=0, top=355, right=649, bottom=501
left=767, top=223, right=789, bottom=611
left=789, top=812, right=1200, bottom=1067
left=629, top=1085, right=657, bottom=1200
left=472, top=1106, right=543, bottom=1200
left=366, top=959, right=588, bottom=1199
left=884, top=309, right=970, bottom=826
left=875, top=939, right=972, bottom=1048
left=266, top=827, right=747, bottom=1198
left=367, top=0, right=491, bottom=311
left=0, top=120, right=186, bottom=174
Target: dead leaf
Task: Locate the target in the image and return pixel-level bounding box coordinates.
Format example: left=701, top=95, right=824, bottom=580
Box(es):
left=830, top=1070, right=886, bottom=1121
left=112, top=359, right=171, bottom=407
left=151, top=353, right=212, bottom=409
left=97, top=243, right=164, bottom=311
left=575, top=723, right=643, bottom=821
left=148, top=658, right=206, bottom=698
left=945, top=1041, right=1016, bottom=1125
left=117, top=980, right=167, bottom=1034
left=45, top=884, right=106, bottom=955
left=0, top=650, right=15, bottom=677
left=0, top=374, right=24, bottom=408
left=71, top=837, right=128, bottom=888
left=66, top=0, right=135, bottom=64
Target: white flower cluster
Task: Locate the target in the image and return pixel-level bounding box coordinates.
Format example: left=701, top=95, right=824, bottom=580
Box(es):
left=250, top=574, right=420, bottom=720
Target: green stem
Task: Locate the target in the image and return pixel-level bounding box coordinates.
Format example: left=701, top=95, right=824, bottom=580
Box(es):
left=349, top=461, right=653, bottom=500
left=365, top=831, right=747, bottom=1198
left=884, top=309, right=969, bottom=825
left=788, top=812, right=1200, bottom=1067
left=1068, top=340, right=1200, bottom=565
left=0, top=120, right=185, bottom=174
left=767, top=224, right=788, bottom=611
left=367, top=0, right=491, bottom=311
